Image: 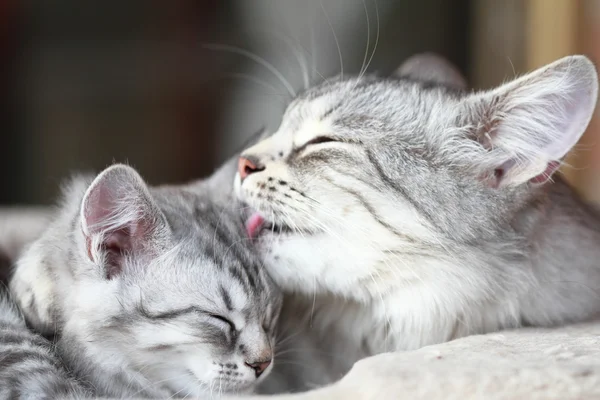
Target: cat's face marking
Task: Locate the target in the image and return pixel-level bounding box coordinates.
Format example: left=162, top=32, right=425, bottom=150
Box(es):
left=236, top=80, right=431, bottom=298
left=75, top=246, right=278, bottom=395
left=235, top=55, right=598, bottom=300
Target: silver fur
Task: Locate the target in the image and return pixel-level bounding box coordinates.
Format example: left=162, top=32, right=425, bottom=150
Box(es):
left=235, top=54, right=600, bottom=391
left=0, top=287, right=90, bottom=399
left=8, top=164, right=282, bottom=398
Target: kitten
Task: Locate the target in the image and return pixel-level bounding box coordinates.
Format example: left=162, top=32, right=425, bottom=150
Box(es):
left=0, top=286, right=90, bottom=399
left=235, top=54, right=600, bottom=390
left=8, top=164, right=282, bottom=398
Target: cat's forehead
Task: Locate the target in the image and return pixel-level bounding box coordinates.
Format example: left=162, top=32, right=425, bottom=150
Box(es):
left=134, top=192, right=275, bottom=312
left=283, top=76, right=463, bottom=138
left=135, top=251, right=273, bottom=313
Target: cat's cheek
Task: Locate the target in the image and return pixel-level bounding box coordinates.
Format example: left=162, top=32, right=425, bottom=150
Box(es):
left=259, top=241, right=321, bottom=292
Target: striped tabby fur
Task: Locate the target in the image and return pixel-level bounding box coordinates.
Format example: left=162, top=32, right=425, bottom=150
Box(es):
left=0, top=287, right=89, bottom=399
left=6, top=164, right=281, bottom=398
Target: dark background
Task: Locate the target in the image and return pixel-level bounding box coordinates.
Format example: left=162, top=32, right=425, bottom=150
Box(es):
left=3, top=0, right=551, bottom=205
left=0, top=0, right=471, bottom=204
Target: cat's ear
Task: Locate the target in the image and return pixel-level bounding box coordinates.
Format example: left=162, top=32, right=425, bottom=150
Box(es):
left=80, top=164, right=167, bottom=279
left=463, top=55, right=598, bottom=188
left=394, top=53, right=467, bottom=90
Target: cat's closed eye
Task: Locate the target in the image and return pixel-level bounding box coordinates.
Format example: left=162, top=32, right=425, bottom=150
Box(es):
left=295, top=136, right=338, bottom=154
left=304, top=136, right=337, bottom=146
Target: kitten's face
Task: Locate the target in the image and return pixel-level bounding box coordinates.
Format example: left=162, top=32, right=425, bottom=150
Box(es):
left=61, top=166, right=281, bottom=396
left=72, top=248, right=279, bottom=395
left=235, top=55, right=598, bottom=300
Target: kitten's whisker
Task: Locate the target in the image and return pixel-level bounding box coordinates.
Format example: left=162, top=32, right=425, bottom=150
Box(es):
left=126, top=372, right=188, bottom=397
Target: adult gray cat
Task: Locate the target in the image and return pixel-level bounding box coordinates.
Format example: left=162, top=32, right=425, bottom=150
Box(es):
left=7, top=163, right=282, bottom=398
left=235, top=54, right=600, bottom=391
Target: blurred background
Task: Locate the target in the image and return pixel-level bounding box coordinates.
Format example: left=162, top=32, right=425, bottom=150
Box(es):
left=1, top=0, right=599, bottom=205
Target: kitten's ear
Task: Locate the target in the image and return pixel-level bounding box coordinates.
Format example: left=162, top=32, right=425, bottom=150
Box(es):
left=80, top=164, right=167, bottom=279
left=463, top=55, right=598, bottom=188
left=394, top=53, right=467, bottom=90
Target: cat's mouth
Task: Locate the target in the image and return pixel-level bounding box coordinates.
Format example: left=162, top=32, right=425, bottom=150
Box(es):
left=245, top=212, right=294, bottom=239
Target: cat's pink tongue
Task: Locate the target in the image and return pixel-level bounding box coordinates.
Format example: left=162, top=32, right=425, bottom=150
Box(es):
left=246, top=213, right=265, bottom=239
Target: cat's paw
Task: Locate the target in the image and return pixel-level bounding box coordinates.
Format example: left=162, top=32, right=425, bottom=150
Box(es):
left=10, top=247, right=57, bottom=334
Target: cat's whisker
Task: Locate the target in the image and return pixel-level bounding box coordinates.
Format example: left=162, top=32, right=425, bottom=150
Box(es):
left=221, top=236, right=259, bottom=262
left=300, top=193, right=430, bottom=287
left=294, top=195, right=418, bottom=285
left=168, top=384, right=189, bottom=399
left=275, top=347, right=348, bottom=361
left=202, top=43, right=296, bottom=98
left=297, top=202, right=434, bottom=345
left=362, top=0, right=379, bottom=77
left=358, top=0, right=371, bottom=80
left=289, top=205, right=403, bottom=345
left=275, top=330, right=304, bottom=348
left=125, top=373, right=183, bottom=398
left=225, top=73, right=290, bottom=105
left=319, top=0, right=343, bottom=79
left=270, top=31, right=311, bottom=91
left=311, top=274, right=317, bottom=328
left=270, top=360, right=312, bottom=368
left=308, top=0, right=318, bottom=84
left=218, top=373, right=223, bottom=398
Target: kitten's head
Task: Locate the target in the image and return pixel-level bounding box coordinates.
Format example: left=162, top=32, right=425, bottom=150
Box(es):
left=37, top=165, right=280, bottom=396
left=235, top=54, right=598, bottom=300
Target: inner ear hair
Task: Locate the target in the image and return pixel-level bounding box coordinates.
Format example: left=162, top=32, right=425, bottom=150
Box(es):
left=464, top=55, right=598, bottom=188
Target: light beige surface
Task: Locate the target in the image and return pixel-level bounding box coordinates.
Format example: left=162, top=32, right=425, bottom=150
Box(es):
left=226, top=322, right=600, bottom=400
left=0, top=207, right=51, bottom=260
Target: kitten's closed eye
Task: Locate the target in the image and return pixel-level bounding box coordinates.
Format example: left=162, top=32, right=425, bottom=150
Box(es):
left=141, top=306, right=235, bottom=331
left=208, top=313, right=236, bottom=331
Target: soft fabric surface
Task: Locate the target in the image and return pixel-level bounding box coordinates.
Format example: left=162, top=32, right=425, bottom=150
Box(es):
left=227, top=322, right=600, bottom=400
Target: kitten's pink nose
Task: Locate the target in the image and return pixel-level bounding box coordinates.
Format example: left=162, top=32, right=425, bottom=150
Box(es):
left=245, top=359, right=271, bottom=377
left=238, top=156, right=264, bottom=182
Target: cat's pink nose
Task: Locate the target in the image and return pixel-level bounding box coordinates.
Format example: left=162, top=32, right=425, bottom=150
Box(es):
left=245, top=359, right=271, bottom=377
left=238, top=156, right=264, bottom=182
